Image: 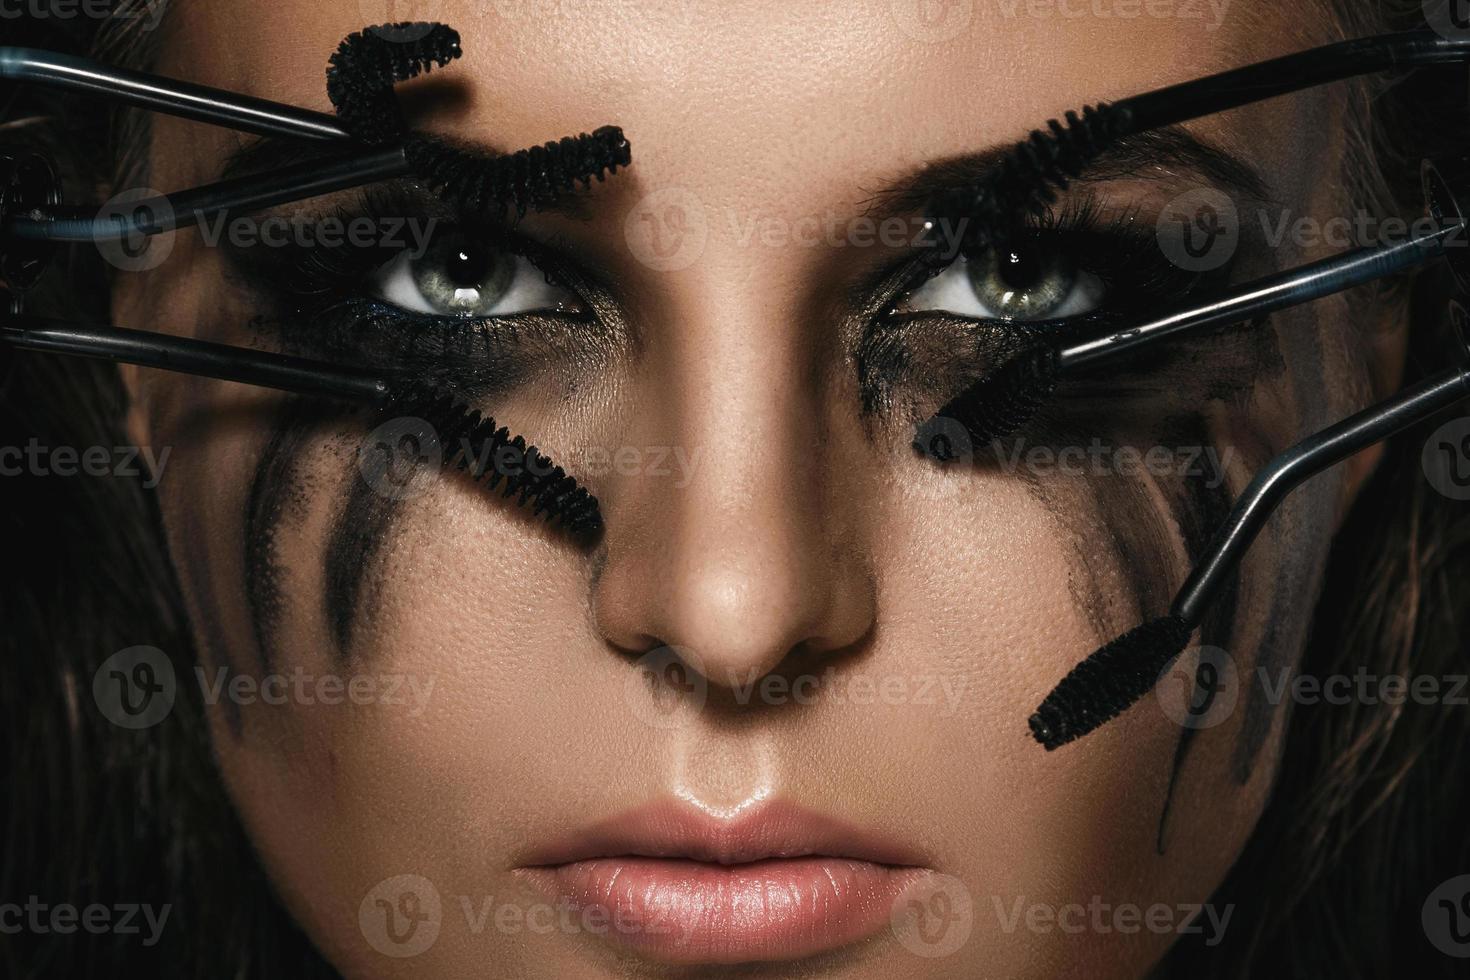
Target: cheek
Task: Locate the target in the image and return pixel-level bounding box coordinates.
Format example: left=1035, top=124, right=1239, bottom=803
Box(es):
left=152, top=385, right=621, bottom=973
left=134, top=231, right=1358, bottom=980
left=858, top=452, right=1267, bottom=975
left=873, top=297, right=1349, bottom=969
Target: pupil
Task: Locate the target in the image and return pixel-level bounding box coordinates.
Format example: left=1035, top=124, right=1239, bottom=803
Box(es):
left=997, top=243, right=1045, bottom=291
left=446, top=243, right=490, bottom=288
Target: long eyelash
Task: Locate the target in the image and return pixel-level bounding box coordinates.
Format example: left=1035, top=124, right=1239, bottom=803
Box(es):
left=928, top=104, right=1132, bottom=256
left=222, top=186, right=593, bottom=380
left=274, top=189, right=408, bottom=302
left=905, top=195, right=1244, bottom=457
left=895, top=191, right=1210, bottom=326
left=259, top=185, right=559, bottom=303
left=1028, top=195, right=1191, bottom=314
left=232, top=185, right=577, bottom=308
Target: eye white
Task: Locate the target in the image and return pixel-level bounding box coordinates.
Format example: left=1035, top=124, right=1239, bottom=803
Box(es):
left=373, top=247, right=579, bottom=317
left=900, top=253, right=1106, bottom=321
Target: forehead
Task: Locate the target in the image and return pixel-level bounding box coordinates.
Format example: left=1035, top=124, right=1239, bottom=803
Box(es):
left=147, top=0, right=1329, bottom=298
left=159, top=1, right=1299, bottom=170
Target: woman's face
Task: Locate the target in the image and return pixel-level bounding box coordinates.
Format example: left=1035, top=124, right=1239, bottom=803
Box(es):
left=116, top=2, right=1394, bottom=977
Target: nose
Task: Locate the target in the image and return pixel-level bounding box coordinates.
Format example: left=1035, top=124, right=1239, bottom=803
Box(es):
left=591, top=289, right=877, bottom=692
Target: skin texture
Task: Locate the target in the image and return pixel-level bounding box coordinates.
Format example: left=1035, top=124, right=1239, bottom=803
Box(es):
left=112, top=2, right=1406, bottom=977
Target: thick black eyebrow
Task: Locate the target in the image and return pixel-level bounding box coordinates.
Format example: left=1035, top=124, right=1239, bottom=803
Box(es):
left=214, top=132, right=598, bottom=221
left=866, top=124, right=1272, bottom=220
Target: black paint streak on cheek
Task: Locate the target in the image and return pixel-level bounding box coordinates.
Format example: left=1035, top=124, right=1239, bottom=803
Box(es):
left=323, top=442, right=410, bottom=662
left=1018, top=420, right=1183, bottom=642
left=1228, top=562, right=1294, bottom=785
left=1223, top=525, right=1328, bottom=787
left=1229, top=449, right=1338, bottom=785
left=244, top=398, right=332, bottom=674
left=857, top=317, right=1052, bottom=425
left=1226, top=307, right=1339, bottom=786
left=1151, top=413, right=1240, bottom=855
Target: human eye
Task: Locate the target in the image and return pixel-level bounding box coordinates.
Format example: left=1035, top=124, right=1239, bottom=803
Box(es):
left=372, top=227, right=585, bottom=318
left=888, top=197, right=1213, bottom=330
left=896, top=239, right=1106, bottom=321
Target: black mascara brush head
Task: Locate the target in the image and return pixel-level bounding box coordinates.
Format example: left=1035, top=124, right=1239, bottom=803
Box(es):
left=928, top=103, right=1131, bottom=256
left=326, top=23, right=463, bottom=145
left=404, top=126, right=632, bottom=219
left=379, top=384, right=603, bottom=538
left=325, top=23, right=632, bottom=217
left=1028, top=614, right=1193, bottom=751
left=913, top=103, right=1136, bottom=454
left=913, top=342, right=1060, bottom=460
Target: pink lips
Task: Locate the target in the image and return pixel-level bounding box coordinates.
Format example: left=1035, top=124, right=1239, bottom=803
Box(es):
left=514, top=799, right=930, bottom=965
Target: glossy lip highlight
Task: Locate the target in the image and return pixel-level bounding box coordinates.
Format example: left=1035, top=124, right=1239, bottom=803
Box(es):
left=514, top=798, right=933, bottom=965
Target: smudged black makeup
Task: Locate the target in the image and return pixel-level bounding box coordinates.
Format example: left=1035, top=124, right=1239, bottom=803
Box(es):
left=244, top=397, right=336, bottom=672
left=212, top=180, right=628, bottom=673
left=868, top=145, right=1322, bottom=846
left=856, top=194, right=1219, bottom=425
left=322, top=427, right=412, bottom=659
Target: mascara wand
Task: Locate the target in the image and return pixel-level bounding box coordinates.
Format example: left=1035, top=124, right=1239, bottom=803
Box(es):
left=915, top=213, right=1462, bottom=458
left=1, top=23, right=633, bottom=537
left=324, top=25, right=632, bottom=219
left=0, top=314, right=603, bottom=536
left=926, top=30, right=1470, bottom=257
left=1, top=23, right=632, bottom=242
left=1021, top=165, right=1470, bottom=749
left=1028, top=359, right=1470, bottom=750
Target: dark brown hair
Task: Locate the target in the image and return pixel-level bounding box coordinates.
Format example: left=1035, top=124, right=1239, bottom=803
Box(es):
left=1164, top=1, right=1470, bottom=975
left=1, top=6, right=334, bottom=977
left=2, top=2, right=1467, bottom=977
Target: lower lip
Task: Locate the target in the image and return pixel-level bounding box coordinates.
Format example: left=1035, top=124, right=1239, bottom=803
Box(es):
left=517, top=857, right=924, bottom=964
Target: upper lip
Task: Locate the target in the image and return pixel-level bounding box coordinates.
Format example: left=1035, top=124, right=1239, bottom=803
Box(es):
left=518, top=797, right=927, bottom=869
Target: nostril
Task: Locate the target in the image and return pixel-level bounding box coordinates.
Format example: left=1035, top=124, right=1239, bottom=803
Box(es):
left=597, top=545, right=876, bottom=703
left=620, top=643, right=711, bottom=733
left=589, top=386, right=878, bottom=707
